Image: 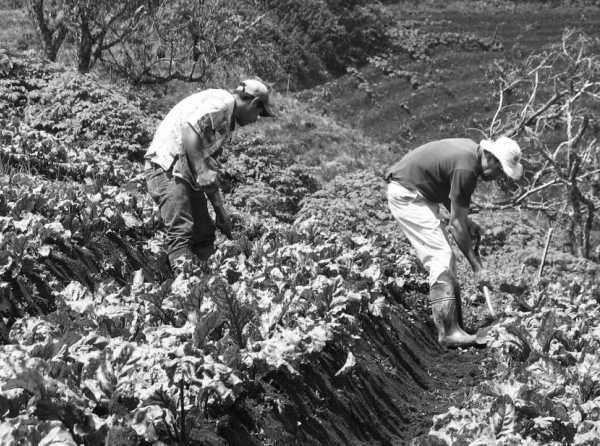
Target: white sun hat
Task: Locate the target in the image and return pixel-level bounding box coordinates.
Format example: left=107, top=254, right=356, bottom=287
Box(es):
left=480, top=136, right=523, bottom=180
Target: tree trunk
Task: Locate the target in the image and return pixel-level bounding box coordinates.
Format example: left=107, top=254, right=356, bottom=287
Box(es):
left=27, top=0, right=68, bottom=62
left=581, top=192, right=594, bottom=259
left=78, top=16, right=94, bottom=73
left=44, top=27, right=68, bottom=61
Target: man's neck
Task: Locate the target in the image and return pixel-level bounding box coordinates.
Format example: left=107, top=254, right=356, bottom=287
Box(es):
left=230, top=101, right=237, bottom=131
left=477, top=145, right=485, bottom=174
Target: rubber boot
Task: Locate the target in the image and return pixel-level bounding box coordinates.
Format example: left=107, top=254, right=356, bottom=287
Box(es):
left=437, top=271, right=465, bottom=329
left=430, top=280, right=481, bottom=348
left=454, top=283, right=465, bottom=330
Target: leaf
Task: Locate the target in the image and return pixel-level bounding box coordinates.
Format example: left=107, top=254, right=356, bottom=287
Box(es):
left=498, top=323, right=533, bottom=362
left=193, top=310, right=224, bottom=348
left=351, top=235, right=368, bottom=246
left=82, top=378, right=107, bottom=403
left=0, top=252, right=12, bottom=276
left=368, top=296, right=386, bottom=317
left=42, top=221, right=70, bottom=239
left=362, top=263, right=381, bottom=283
left=269, top=267, right=284, bottom=281
left=335, top=351, right=356, bottom=377
left=131, top=269, right=144, bottom=293
left=331, top=291, right=362, bottom=312
left=96, top=356, right=116, bottom=396
left=490, top=395, right=516, bottom=439
left=304, top=325, right=331, bottom=353
left=38, top=426, right=77, bottom=446
left=122, top=212, right=142, bottom=229
left=0, top=422, right=16, bottom=446
left=209, top=276, right=253, bottom=347
left=2, top=369, right=45, bottom=396
left=221, top=341, right=241, bottom=369
left=537, top=310, right=558, bottom=354
left=61, top=281, right=91, bottom=302
left=38, top=245, right=52, bottom=257
left=12, top=214, right=33, bottom=232
left=532, top=416, right=557, bottom=430
left=189, top=424, right=224, bottom=444
left=131, top=405, right=167, bottom=442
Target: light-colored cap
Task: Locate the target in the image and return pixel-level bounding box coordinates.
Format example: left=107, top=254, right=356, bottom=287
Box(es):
left=235, top=79, right=276, bottom=117
left=480, top=136, right=523, bottom=180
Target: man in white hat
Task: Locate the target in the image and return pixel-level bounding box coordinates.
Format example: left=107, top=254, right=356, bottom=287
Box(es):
left=144, top=79, right=276, bottom=270
left=385, top=136, right=523, bottom=347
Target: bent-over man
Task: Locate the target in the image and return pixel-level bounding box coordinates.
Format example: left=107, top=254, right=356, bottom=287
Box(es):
left=386, top=136, right=523, bottom=347
left=145, top=79, right=275, bottom=270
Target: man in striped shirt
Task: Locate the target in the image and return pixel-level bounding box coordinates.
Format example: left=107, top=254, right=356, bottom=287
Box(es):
left=145, top=79, right=275, bottom=270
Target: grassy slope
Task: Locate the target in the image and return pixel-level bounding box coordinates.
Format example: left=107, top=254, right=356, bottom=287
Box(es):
left=302, top=2, right=600, bottom=151
left=0, top=8, right=31, bottom=51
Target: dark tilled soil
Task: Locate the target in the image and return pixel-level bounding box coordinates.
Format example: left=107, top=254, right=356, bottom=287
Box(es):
left=241, top=306, right=497, bottom=446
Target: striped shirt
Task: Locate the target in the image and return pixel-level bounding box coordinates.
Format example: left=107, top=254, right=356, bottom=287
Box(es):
left=145, top=89, right=235, bottom=189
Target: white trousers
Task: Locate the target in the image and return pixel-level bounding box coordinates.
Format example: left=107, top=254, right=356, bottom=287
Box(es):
left=387, top=181, right=455, bottom=287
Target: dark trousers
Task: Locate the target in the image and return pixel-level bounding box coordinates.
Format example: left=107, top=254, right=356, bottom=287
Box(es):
left=145, top=165, right=216, bottom=265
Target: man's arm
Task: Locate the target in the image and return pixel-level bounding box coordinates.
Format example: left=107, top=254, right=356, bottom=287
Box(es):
left=443, top=198, right=480, bottom=239
left=182, top=124, right=233, bottom=238
left=448, top=200, right=483, bottom=273
left=204, top=183, right=233, bottom=239
left=442, top=197, right=452, bottom=213
left=182, top=124, right=218, bottom=186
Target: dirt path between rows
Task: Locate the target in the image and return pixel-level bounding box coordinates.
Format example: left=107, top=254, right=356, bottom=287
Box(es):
left=232, top=296, right=498, bottom=446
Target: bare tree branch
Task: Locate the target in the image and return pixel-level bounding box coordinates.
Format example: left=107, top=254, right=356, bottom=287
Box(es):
left=485, top=31, right=600, bottom=258
left=514, top=178, right=563, bottom=204
left=489, top=86, right=504, bottom=136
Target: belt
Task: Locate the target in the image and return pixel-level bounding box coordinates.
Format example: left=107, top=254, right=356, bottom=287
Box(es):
left=385, top=174, right=405, bottom=185
left=386, top=174, right=413, bottom=188
left=144, top=160, right=173, bottom=180
left=388, top=178, right=409, bottom=188
left=144, top=160, right=172, bottom=173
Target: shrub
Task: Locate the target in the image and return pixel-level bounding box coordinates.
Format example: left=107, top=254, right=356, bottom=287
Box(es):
left=24, top=71, right=155, bottom=161
left=254, top=0, right=393, bottom=88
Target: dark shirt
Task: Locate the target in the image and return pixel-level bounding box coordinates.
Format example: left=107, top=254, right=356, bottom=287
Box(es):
left=386, top=138, right=481, bottom=208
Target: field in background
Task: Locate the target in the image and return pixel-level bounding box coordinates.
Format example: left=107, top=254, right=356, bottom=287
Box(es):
left=0, top=7, right=33, bottom=52
left=302, top=3, right=600, bottom=153
left=4, top=1, right=599, bottom=150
